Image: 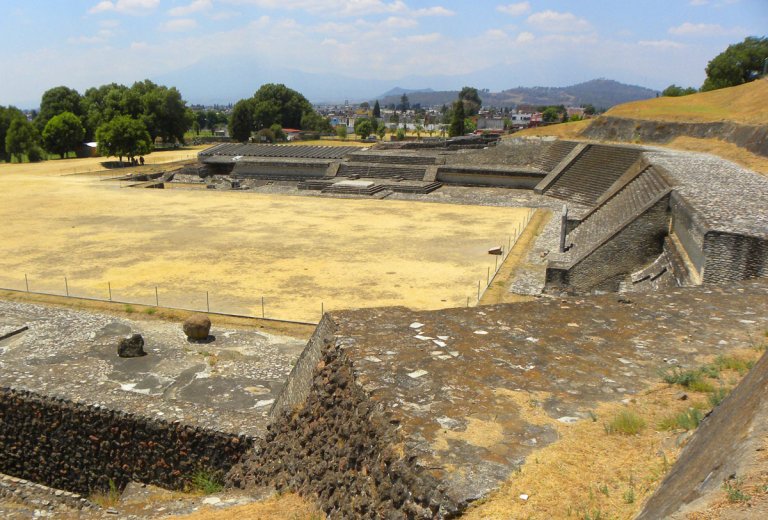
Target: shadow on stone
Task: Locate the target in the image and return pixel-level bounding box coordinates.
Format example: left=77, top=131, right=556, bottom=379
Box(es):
left=186, top=334, right=216, bottom=344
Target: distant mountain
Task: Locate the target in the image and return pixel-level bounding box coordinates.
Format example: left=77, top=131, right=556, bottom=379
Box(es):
left=377, top=79, right=658, bottom=110
left=378, top=87, right=435, bottom=98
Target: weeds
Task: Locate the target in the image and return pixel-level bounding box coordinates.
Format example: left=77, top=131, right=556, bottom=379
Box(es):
left=660, top=367, right=715, bottom=392
left=90, top=479, right=120, bottom=508
left=623, top=487, right=635, bottom=504
left=144, top=307, right=157, bottom=315
left=582, top=509, right=603, bottom=520
left=604, top=410, right=646, bottom=435
left=659, top=408, right=704, bottom=431
left=723, top=478, right=750, bottom=503
left=708, top=387, right=730, bottom=407
left=124, top=304, right=134, bottom=314
left=713, top=355, right=754, bottom=375
left=598, top=484, right=610, bottom=496
left=188, top=469, right=224, bottom=495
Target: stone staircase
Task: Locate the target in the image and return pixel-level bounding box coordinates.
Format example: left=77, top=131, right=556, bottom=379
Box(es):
left=534, top=140, right=579, bottom=172
left=321, top=183, right=387, bottom=196
left=347, top=152, right=438, bottom=166
left=562, top=166, right=671, bottom=266
left=387, top=181, right=443, bottom=194
left=338, top=163, right=428, bottom=181
left=544, top=145, right=643, bottom=205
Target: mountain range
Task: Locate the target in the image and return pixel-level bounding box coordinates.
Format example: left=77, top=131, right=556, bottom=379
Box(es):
left=376, top=79, right=659, bottom=110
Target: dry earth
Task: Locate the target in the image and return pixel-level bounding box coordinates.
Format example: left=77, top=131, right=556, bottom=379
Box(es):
left=0, top=153, right=531, bottom=323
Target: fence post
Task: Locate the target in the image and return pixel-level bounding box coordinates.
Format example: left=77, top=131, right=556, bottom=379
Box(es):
left=64, top=276, right=69, bottom=297
left=477, top=280, right=480, bottom=301
left=206, top=291, right=210, bottom=312
left=321, top=302, right=324, bottom=318
left=25, top=274, right=29, bottom=292
left=261, top=296, right=265, bottom=318
left=108, top=282, right=112, bottom=301
left=155, top=286, right=159, bottom=307
left=487, top=266, right=490, bottom=285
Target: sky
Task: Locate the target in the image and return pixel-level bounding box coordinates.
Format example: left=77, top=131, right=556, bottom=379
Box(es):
left=1, top=0, right=766, bottom=107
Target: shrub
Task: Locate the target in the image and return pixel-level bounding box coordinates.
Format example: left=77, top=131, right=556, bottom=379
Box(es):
left=714, top=355, right=754, bottom=374
left=188, top=469, right=224, bottom=494
left=605, top=410, right=646, bottom=435
left=708, top=387, right=730, bottom=407
left=660, top=408, right=704, bottom=431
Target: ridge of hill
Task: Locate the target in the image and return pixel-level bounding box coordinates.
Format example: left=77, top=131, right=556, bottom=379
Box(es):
left=377, top=79, right=657, bottom=109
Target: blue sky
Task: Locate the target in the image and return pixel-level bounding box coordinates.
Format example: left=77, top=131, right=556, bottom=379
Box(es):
left=1, top=0, right=766, bottom=106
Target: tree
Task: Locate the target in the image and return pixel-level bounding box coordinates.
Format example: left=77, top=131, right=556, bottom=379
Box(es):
left=399, top=93, right=410, bottom=111
left=662, top=84, right=698, bottom=97
left=354, top=118, right=373, bottom=139
left=542, top=106, right=561, bottom=123
left=458, top=86, right=482, bottom=116
left=229, top=99, right=254, bottom=142
left=36, top=86, right=83, bottom=131
left=42, top=112, right=85, bottom=158
left=0, top=106, right=25, bottom=162
left=372, top=100, right=381, bottom=119
left=376, top=124, right=386, bottom=140
left=582, top=104, right=596, bottom=116
left=301, top=110, right=332, bottom=133
left=702, top=36, right=768, bottom=91
left=336, top=125, right=347, bottom=140
left=96, top=115, right=152, bottom=164
left=270, top=123, right=285, bottom=141
left=252, top=83, right=313, bottom=129
left=448, top=100, right=465, bottom=137
left=5, top=118, right=41, bottom=162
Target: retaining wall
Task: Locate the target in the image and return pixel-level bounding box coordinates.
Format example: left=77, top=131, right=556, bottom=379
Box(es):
left=435, top=166, right=544, bottom=188
left=0, top=388, right=253, bottom=496
left=228, top=335, right=452, bottom=519
left=703, top=232, right=768, bottom=283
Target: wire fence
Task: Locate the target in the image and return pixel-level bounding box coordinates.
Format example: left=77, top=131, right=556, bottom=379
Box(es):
left=475, top=207, right=536, bottom=304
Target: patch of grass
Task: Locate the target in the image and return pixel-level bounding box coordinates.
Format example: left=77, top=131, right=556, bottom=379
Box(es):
left=144, top=307, right=157, bottom=315
left=581, top=509, right=603, bottom=520
left=598, top=483, right=610, bottom=496
left=623, top=487, right=635, bottom=504
left=124, top=304, right=134, bottom=313
left=187, top=469, right=224, bottom=495
left=714, top=355, right=754, bottom=375
left=659, top=408, right=704, bottom=431
left=604, top=409, right=646, bottom=435
left=708, top=387, right=730, bottom=407
left=90, top=479, right=120, bottom=508
left=723, top=478, right=750, bottom=503
left=660, top=367, right=716, bottom=392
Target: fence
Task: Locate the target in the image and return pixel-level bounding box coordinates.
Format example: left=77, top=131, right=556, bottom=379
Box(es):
left=475, top=207, right=536, bottom=304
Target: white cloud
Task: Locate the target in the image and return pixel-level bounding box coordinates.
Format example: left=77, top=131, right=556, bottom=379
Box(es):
left=527, top=10, right=591, bottom=33
left=223, top=0, right=408, bottom=17
left=668, top=22, right=744, bottom=36
left=160, top=18, right=198, bottom=31
left=515, top=31, right=535, bottom=43
left=68, top=29, right=114, bottom=45
left=403, top=32, right=442, bottom=44
left=689, top=0, right=708, bottom=5
left=497, top=2, right=530, bottom=16
left=639, top=39, right=685, bottom=49
left=413, top=6, right=454, bottom=17
left=88, top=0, right=159, bottom=15
left=168, top=0, right=212, bottom=16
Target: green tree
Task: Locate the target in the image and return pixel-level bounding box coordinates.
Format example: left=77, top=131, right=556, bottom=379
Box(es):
left=42, top=111, right=85, bottom=158
left=448, top=100, right=465, bottom=137
left=458, top=86, right=482, bottom=116
left=376, top=124, right=386, bottom=140
left=36, top=86, right=83, bottom=131
left=702, top=36, right=768, bottom=91
left=372, top=100, right=381, bottom=118
left=662, top=84, right=698, bottom=97
left=270, top=123, right=285, bottom=141
left=336, top=125, right=347, bottom=140
left=229, top=99, right=254, bottom=142
left=464, top=118, right=476, bottom=134
left=542, top=106, right=561, bottom=123
left=0, top=106, right=25, bottom=162
left=399, top=93, right=410, bottom=111
left=5, top=118, right=41, bottom=162
left=252, top=83, right=313, bottom=129
left=95, top=115, right=152, bottom=164
left=354, top=118, right=373, bottom=139
left=300, top=110, right=332, bottom=133
left=582, top=104, right=596, bottom=116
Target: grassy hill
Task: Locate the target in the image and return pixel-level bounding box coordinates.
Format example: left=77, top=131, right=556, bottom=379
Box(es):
left=603, top=79, right=768, bottom=125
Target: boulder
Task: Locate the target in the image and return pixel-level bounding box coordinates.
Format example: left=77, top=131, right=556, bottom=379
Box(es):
left=183, top=314, right=211, bottom=341
left=118, top=334, right=146, bottom=358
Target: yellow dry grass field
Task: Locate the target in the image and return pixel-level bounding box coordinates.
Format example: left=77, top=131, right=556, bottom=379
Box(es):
left=604, top=79, right=768, bottom=125
left=0, top=155, right=531, bottom=323
left=512, top=119, right=591, bottom=139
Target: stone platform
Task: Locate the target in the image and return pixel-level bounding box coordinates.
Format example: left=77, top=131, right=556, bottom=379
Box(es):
left=0, top=301, right=305, bottom=436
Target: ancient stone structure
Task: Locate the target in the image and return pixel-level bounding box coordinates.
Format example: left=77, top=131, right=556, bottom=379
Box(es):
left=183, top=314, right=211, bottom=341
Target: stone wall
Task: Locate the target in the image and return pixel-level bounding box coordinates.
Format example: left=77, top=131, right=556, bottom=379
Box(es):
left=228, top=336, right=452, bottom=519
left=669, top=193, right=707, bottom=276
left=703, top=232, right=768, bottom=284
left=0, top=388, right=253, bottom=496
left=435, top=166, right=544, bottom=188
left=554, top=197, right=670, bottom=292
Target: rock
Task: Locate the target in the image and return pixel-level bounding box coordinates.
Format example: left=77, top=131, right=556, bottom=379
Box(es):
left=118, top=334, right=146, bottom=358
left=183, top=314, right=211, bottom=341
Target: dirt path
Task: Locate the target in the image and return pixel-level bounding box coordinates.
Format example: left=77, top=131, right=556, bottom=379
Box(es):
left=480, top=209, right=550, bottom=305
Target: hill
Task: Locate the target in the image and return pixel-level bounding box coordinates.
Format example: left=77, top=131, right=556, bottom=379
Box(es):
left=603, top=78, right=768, bottom=125
left=377, top=79, right=657, bottom=109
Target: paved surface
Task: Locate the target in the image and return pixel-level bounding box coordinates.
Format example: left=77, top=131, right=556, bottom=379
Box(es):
left=331, top=279, right=768, bottom=508
left=0, top=301, right=305, bottom=436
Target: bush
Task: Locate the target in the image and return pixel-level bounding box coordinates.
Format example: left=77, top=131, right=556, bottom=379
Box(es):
left=26, top=146, right=45, bottom=162
left=659, top=408, right=704, bottom=431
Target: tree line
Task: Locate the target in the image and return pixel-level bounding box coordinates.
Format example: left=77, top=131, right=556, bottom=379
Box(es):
left=1, top=80, right=193, bottom=163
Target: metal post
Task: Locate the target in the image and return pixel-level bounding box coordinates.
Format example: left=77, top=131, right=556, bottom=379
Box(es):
left=487, top=267, right=490, bottom=285
left=155, top=286, right=159, bottom=307
left=108, top=282, right=112, bottom=301
left=477, top=280, right=481, bottom=301
left=206, top=291, right=210, bottom=312
left=25, top=274, right=29, bottom=292
left=321, top=302, right=324, bottom=317
left=467, top=296, right=469, bottom=307
left=64, top=276, right=69, bottom=297
left=261, top=296, right=265, bottom=318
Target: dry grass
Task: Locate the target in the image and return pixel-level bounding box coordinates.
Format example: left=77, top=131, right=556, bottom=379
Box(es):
left=171, top=492, right=323, bottom=520
left=512, top=119, right=591, bottom=139
left=462, top=349, right=763, bottom=520
left=604, top=79, right=768, bottom=125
